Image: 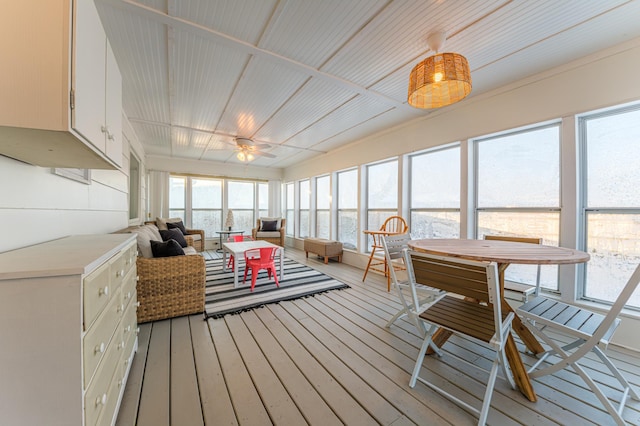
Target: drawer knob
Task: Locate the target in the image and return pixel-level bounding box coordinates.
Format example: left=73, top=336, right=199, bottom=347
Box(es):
left=125, top=325, right=131, bottom=333
left=126, top=291, right=132, bottom=300
left=118, top=340, right=125, bottom=350
left=134, top=301, right=141, bottom=308
left=136, top=327, right=140, bottom=335
left=95, top=393, right=107, bottom=407
left=117, top=303, right=124, bottom=313
left=99, top=286, right=109, bottom=297
left=94, top=342, right=105, bottom=354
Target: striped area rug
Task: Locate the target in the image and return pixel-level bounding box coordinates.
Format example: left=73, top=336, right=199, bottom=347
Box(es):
left=204, top=257, right=350, bottom=318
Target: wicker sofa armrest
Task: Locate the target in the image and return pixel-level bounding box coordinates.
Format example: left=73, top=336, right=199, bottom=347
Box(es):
left=185, top=228, right=205, bottom=251
left=136, top=254, right=206, bottom=323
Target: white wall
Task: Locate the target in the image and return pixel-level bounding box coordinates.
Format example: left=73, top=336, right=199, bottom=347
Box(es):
left=0, top=114, right=146, bottom=253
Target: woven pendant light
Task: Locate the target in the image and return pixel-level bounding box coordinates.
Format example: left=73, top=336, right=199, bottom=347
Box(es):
left=408, top=32, right=472, bottom=109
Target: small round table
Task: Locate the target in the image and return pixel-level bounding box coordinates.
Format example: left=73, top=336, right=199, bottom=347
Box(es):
left=215, top=230, right=244, bottom=252
left=408, top=238, right=590, bottom=402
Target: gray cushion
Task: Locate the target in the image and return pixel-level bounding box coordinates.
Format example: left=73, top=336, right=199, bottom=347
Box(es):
left=129, top=226, right=154, bottom=258
left=256, top=231, right=281, bottom=238
left=150, top=239, right=185, bottom=257
left=144, top=224, right=162, bottom=241
left=259, top=217, right=281, bottom=230
left=160, top=228, right=187, bottom=247
left=167, top=220, right=187, bottom=235
left=155, top=217, right=183, bottom=231
left=261, top=220, right=278, bottom=231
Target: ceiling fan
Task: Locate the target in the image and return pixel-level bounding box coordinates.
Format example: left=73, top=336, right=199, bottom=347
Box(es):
left=230, top=137, right=276, bottom=162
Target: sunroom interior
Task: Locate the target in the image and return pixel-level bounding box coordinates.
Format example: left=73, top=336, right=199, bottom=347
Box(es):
left=2, top=1, right=640, bottom=425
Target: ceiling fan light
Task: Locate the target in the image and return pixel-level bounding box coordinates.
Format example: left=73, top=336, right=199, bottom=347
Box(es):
left=246, top=153, right=254, bottom=161
left=237, top=151, right=246, bottom=161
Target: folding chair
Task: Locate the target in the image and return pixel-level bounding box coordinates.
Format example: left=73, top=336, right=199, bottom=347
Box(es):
left=517, top=263, right=640, bottom=426
left=407, top=250, right=516, bottom=425
left=381, top=234, right=445, bottom=335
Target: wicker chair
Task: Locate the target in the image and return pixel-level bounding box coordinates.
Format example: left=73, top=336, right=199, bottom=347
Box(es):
left=252, top=218, right=286, bottom=246
left=136, top=254, right=206, bottom=323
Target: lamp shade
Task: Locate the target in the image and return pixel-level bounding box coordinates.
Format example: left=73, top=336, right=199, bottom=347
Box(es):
left=408, top=52, right=472, bottom=109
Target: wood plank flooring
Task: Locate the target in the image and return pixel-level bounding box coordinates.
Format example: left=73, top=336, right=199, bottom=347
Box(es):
left=116, top=249, right=640, bottom=425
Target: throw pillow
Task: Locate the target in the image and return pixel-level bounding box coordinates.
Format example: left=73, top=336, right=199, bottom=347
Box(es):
left=167, top=220, right=188, bottom=235
left=150, top=239, right=185, bottom=257
left=261, top=219, right=278, bottom=231
left=260, top=217, right=281, bottom=230
left=159, top=228, right=188, bottom=248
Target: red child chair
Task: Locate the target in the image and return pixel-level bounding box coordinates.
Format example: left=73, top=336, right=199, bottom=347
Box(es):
left=227, top=234, right=250, bottom=269
left=243, top=247, right=280, bottom=292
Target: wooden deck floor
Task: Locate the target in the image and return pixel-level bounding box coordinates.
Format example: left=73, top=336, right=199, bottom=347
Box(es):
left=116, top=249, right=640, bottom=425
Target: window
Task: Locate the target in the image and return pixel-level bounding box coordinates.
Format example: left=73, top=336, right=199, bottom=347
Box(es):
left=366, top=160, right=398, bottom=251
left=169, top=176, right=186, bottom=221
left=228, top=180, right=255, bottom=231
left=337, top=169, right=358, bottom=250
left=298, top=179, right=310, bottom=238
left=258, top=182, right=269, bottom=219
left=580, top=105, right=640, bottom=308
left=475, top=124, right=561, bottom=290
left=315, top=175, right=330, bottom=239
left=410, top=145, right=460, bottom=239
left=128, top=152, right=140, bottom=220
left=285, top=183, right=294, bottom=236
left=191, top=178, right=222, bottom=238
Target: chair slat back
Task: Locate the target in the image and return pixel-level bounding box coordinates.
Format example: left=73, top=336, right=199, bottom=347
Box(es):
left=381, top=234, right=411, bottom=284
left=405, top=249, right=506, bottom=342
left=407, top=250, right=494, bottom=303
left=591, top=263, right=640, bottom=343
left=381, top=216, right=408, bottom=234
left=484, top=235, right=542, bottom=245
left=484, top=234, right=543, bottom=297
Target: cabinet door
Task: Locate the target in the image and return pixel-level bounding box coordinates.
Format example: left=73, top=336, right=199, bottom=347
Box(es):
left=105, top=42, right=122, bottom=167
left=73, top=0, right=106, bottom=153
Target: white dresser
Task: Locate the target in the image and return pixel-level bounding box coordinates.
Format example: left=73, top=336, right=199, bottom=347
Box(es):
left=0, top=234, right=138, bottom=426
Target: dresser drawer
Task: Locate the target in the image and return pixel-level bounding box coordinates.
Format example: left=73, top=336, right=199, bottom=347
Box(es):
left=122, top=299, right=137, bottom=360
left=83, top=288, right=122, bottom=388
left=121, top=268, right=136, bottom=310
left=110, top=252, right=127, bottom=294
left=84, top=325, right=123, bottom=426
left=123, top=243, right=137, bottom=276
left=84, top=260, right=112, bottom=329
left=96, top=368, right=122, bottom=426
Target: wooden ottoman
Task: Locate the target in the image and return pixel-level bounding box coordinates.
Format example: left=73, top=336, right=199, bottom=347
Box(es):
left=304, top=238, right=343, bottom=264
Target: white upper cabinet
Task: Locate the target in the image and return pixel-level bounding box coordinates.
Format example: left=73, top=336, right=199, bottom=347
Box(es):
left=0, top=0, right=122, bottom=169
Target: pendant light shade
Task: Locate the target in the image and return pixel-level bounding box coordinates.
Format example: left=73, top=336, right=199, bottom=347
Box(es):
left=408, top=32, right=472, bottom=109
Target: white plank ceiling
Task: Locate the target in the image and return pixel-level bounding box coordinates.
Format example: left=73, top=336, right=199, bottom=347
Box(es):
left=96, top=0, right=640, bottom=169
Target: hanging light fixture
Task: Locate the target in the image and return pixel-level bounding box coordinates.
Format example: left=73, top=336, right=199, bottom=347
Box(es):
left=408, top=31, right=472, bottom=109
left=236, top=148, right=255, bottom=162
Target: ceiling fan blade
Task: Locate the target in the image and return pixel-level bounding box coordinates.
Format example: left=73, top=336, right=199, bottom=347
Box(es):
left=235, top=137, right=271, bottom=150
left=252, top=150, right=276, bottom=158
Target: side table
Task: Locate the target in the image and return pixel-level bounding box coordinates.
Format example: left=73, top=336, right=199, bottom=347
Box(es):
left=215, top=230, right=244, bottom=252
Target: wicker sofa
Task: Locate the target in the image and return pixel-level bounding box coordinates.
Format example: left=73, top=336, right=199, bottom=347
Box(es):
left=118, top=224, right=206, bottom=323
left=252, top=217, right=286, bottom=246
left=136, top=254, right=205, bottom=323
